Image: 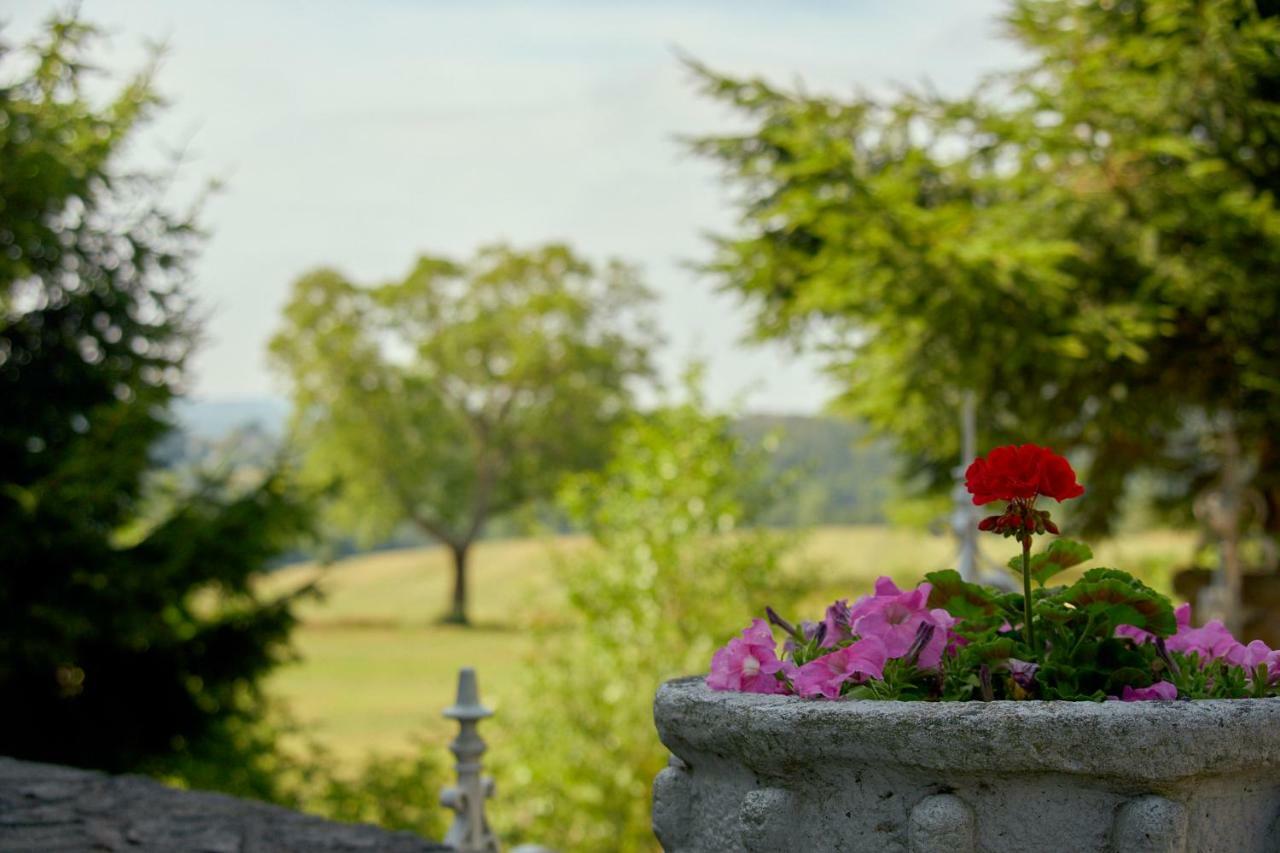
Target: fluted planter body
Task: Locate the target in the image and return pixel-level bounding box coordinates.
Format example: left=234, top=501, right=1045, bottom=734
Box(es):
left=652, top=677, right=1280, bottom=853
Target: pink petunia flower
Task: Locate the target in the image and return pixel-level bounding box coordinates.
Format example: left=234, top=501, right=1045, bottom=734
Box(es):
left=847, top=577, right=910, bottom=622
left=1118, top=603, right=1280, bottom=684
left=1265, top=650, right=1280, bottom=685
left=1119, top=602, right=1247, bottom=664
left=1166, top=616, right=1239, bottom=662
left=1006, top=658, right=1039, bottom=689
left=1223, top=640, right=1280, bottom=685
left=848, top=577, right=956, bottom=669
left=820, top=599, right=853, bottom=648
left=1224, top=639, right=1272, bottom=669
left=793, top=635, right=888, bottom=700
left=706, top=619, right=787, bottom=694
left=1118, top=681, right=1178, bottom=701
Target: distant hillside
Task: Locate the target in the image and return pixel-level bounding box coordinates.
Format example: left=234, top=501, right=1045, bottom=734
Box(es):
left=174, top=397, right=289, bottom=440
left=165, top=398, right=899, bottom=529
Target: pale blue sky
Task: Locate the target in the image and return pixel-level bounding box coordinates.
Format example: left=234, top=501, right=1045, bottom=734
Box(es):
left=5, top=0, right=1021, bottom=412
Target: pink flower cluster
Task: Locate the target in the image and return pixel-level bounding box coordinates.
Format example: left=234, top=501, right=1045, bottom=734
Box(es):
left=705, top=618, right=788, bottom=694
left=1115, top=603, right=1280, bottom=699
left=707, top=577, right=958, bottom=700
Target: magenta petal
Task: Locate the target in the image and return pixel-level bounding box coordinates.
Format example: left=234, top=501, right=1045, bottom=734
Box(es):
left=793, top=636, right=887, bottom=699
left=706, top=619, right=783, bottom=693
left=848, top=578, right=956, bottom=670
left=1115, top=623, right=1154, bottom=644
left=873, top=577, right=903, bottom=597
left=1119, top=681, right=1178, bottom=701
left=1167, top=619, right=1239, bottom=661
left=1225, top=639, right=1271, bottom=669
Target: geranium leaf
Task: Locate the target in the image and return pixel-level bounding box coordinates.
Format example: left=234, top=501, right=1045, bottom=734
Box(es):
left=1104, top=667, right=1152, bottom=692
left=1037, top=568, right=1176, bottom=636
left=1006, top=539, right=1094, bottom=587
left=925, top=569, right=998, bottom=623
left=961, top=636, right=1019, bottom=663
left=994, top=591, right=1026, bottom=619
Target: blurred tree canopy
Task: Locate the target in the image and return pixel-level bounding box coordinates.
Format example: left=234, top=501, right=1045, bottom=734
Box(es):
left=691, top=0, right=1280, bottom=534
left=502, top=371, right=805, bottom=852
left=269, top=244, right=655, bottom=624
left=0, top=15, right=313, bottom=779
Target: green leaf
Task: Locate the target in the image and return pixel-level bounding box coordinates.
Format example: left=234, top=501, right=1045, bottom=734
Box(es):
left=994, top=591, right=1027, bottom=617
left=1104, top=667, right=1153, bottom=693
left=961, top=636, right=1020, bottom=663
left=1007, top=539, right=1094, bottom=587
left=925, top=569, right=998, bottom=622
left=1037, top=568, right=1176, bottom=636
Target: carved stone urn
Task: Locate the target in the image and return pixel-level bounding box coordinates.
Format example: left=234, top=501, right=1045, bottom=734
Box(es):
left=652, top=676, right=1280, bottom=853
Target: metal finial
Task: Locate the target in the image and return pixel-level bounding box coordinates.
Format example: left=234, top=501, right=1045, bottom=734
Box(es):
left=444, top=667, right=493, bottom=721
left=440, top=667, right=500, bottom=853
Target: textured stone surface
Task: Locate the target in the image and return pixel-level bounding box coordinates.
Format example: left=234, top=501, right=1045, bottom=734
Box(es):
left=653, top=756, right=693, bottom=850
left=908, top=794, right=974, bottom=853
left=652, top=676, right=1280, bottom=853
left=737, top=787, right=794, bottom=853
left=0, top=756, right=449, bottom=852
left=1112, top=795, right=1187, bottom=853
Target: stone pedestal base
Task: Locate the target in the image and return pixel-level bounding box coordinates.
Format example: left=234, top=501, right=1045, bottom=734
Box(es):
left=652, top=677, right=1280, bottom=853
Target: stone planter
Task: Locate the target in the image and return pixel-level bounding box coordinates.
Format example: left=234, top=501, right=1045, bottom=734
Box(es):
left=652, top=676, right=1280, bottom=853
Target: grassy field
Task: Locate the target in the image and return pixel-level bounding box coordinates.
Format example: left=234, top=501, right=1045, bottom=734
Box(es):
left=261, top=524, right=1194, bottom=763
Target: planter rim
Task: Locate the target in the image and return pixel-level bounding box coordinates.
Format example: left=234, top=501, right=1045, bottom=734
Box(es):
left=655, top=676, right=1280, bottom=783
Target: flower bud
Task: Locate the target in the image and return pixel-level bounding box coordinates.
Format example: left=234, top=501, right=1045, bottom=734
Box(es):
left=766, top=606, right=802, bottom=640
left=904, top=623, right=936, bottom=668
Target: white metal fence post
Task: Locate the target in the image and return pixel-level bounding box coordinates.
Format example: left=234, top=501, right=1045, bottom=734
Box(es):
left=441, top=667, right=500, bottom=853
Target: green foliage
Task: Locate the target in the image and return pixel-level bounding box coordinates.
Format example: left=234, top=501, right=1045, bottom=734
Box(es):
left=1031, top=569, right=1176, bottom=699
left=501, top=375, right=805, bottom=852
left=156, top=706, right=447, bottom=840
left=733, top=415, right=899, bottom=525
left=269, top=244, right=655, bottom=623
left=1165, top=655, right=1268, bottom=700
left=1005, top=538, right=1093, bottom=587
left=689, top=0, right=1280, bottom=532
left=303, top=739, right=447, bottom=839
left=1038, top=568, right=1177, bottom=637
left=0, top=13, right=314, bottom=785
left=912, top=560, right=1181, bottom=700
left=925, top=569, right=1002, bottom=631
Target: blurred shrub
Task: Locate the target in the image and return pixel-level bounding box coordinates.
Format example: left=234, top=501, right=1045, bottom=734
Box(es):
left=155, top=704, right=447, bottom=841
left=499, top=373, right=807, bottom=851
left=304, top=738, right=448, bottom=839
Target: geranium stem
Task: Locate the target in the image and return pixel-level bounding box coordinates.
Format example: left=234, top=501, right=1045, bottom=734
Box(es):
left=1022, top=537, right=1035, bottom=653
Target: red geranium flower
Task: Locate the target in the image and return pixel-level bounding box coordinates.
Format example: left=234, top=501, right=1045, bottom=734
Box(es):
left=965, top=444, right=1084, bottom=505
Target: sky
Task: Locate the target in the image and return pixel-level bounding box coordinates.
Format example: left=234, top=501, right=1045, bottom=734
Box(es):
left=4, top=0, right=1022, bottom=413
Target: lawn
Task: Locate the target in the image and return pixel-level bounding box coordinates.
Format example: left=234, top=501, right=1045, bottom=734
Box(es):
left=261, top=525, right=1194, bottom=763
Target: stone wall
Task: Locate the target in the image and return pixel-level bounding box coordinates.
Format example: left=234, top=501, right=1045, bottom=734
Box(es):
left=0, top=756, right=451, bottom=852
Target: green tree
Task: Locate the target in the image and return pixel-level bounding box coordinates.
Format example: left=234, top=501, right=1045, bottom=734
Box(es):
left=0, top=14, right=314, bottom=782
left=690, top=0, right=1280, bottom=533
left=269, top=244, right=654, bottom=624
left=501, top=374, right=805, bottom=852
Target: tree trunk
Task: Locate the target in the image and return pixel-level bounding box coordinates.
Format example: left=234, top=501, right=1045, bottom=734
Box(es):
left=445, top=542, right=470, bottom=625
left=1258, top=433, right=1280, bottom=535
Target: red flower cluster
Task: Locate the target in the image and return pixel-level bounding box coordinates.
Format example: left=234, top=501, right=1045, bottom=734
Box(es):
left=965, top=444, right=1084, bottom=506
left=977, top=506, right=1060, bottom=537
